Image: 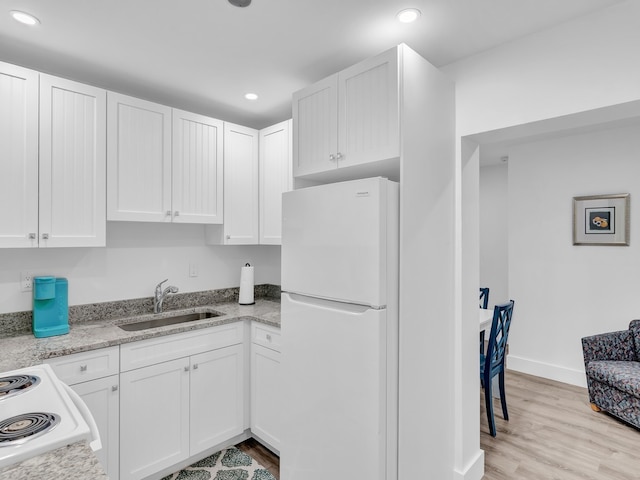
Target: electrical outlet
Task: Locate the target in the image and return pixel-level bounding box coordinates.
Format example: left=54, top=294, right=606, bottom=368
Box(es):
left=21, top=271, right=33, bottom=292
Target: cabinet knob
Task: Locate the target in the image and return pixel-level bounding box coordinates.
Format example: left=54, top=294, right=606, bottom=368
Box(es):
left=42, top=233, right=49, bottom=240
left=329, top=154, right=336, bottom=161
left=80, top=365, right=88, bottom=372
left=28, top=233, right=36, bottom=240
left=174, top=211, right=180, bottom=217
left=166, top=210, right=172, bottom=216
left=266, top=334, right=272, bottom=341
left=336, top=152, right=343, bottom=161
left=184, top=366, right=190, bottom=372
left=112, top=385, right=119, bottom=392
left=193, top=364, right=199, bottom=370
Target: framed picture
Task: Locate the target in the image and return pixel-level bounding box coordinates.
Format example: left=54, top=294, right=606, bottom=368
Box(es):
left=573, top=193, right=630, bottom=246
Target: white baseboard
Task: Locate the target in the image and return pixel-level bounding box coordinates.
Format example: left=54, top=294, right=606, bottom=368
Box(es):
left=453, top=449, right=484, bottom=480
left=507, top=355, right=587, bottom=388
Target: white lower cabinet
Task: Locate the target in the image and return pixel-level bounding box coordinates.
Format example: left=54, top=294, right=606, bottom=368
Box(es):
left=120, top=358, right=190, bottom=480
left=119, top=324, right=245, bottom=480
left=72, top=375, right=120, bottom=479
left=45, top=320, right=278, bottom=480
left=190, top=345, right=245, bottom=453
left=45, top=346, right=120, bottom=480
left=250, top=322, right=281, bottom=453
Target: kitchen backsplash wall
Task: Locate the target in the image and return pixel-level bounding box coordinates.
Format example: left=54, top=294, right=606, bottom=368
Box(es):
left=0, top=222, right=281, bottom=315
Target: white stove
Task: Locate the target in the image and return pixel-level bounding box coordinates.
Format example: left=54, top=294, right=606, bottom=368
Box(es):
left=0, top=363, right=101, bottom=469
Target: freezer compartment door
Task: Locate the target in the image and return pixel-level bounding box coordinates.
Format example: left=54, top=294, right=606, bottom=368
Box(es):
left=282, top=177, right=390, bottom=307
left=280, top=293, right=388, bottom=480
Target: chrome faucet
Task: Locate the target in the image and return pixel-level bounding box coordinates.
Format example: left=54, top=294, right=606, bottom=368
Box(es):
left=154, top=279, right=179, bottom=314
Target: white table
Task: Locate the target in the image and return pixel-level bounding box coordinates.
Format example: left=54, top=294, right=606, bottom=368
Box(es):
left=479, top=308, right=493, bottom=332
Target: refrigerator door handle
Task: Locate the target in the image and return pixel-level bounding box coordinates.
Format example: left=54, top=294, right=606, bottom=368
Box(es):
left=284, top=292, right=385, bottom=312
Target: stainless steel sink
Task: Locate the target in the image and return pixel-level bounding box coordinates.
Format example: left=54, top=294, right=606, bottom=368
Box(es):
left=118, top=311, right=221, bottom=331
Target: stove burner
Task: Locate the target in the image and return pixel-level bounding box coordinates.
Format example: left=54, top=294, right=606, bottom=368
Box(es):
left=0, top=375, right=40, bottom=399
left=0, top=413, right=60, bottom=446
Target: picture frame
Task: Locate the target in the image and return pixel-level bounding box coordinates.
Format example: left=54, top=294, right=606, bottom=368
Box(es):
left=573, top=193, right=630, bottom=246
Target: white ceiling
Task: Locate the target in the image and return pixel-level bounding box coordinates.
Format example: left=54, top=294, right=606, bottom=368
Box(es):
left=0, top=0, right=626, bottom=129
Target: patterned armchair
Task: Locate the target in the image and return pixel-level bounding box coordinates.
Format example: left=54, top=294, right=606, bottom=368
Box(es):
left=581, top=320, right=640, bottom=429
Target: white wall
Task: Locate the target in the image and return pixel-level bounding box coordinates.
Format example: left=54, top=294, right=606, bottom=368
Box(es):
left=479, top=163, right=509, bottom=307
left=0, top=222, right=281, bottom=314
left=443, top=1, right=640, bottom=138
left=506, top=123, right=640, bottom=386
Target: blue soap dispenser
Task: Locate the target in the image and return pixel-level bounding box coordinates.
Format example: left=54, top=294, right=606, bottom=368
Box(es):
left=33, top=276, right=69, bottom=338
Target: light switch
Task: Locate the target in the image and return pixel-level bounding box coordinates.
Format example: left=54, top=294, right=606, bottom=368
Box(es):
left=189, top=263, right=198, bottom=277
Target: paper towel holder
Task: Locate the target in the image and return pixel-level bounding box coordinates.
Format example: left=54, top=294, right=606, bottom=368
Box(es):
left=239, top=262, right=255, bottom=305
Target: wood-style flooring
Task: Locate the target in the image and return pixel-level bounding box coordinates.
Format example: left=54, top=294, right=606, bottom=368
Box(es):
left=237, top=437, right=280, bottom=479
left=481, top=370, right=640, bottom=479
left=238, top=370, right=640, bottom=480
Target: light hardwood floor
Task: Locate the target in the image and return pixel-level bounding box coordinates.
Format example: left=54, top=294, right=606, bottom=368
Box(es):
left=481, top=370, right=640, bottom=479
left=238, top=370, right=640, bottom=480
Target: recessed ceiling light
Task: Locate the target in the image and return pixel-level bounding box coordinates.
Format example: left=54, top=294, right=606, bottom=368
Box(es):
left=229, top=0, right=252, bottom=7
left=10, top=10, right=40, bottom=26
left=245, top=93, right=258, bottom=101
left=396, top=8, right=421, bottom=23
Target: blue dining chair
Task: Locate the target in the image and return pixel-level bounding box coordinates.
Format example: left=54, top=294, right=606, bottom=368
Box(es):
left=479, top=287, right=490, bottom=354
left=479, top=287, right=489, bottom=309
left=481, top=300, right=515, bottom=437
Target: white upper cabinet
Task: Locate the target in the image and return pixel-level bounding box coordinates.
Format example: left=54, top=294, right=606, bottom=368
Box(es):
left=292, top=45, right=400, bottom=181
left=172, top=109, right=224, bottom=224
left=224, top=123, right=259, bottom=243
left=337, top=48, right=399, bottom=168
left=259, top=119, right=292, bottom=245
left=292, top=75, right=338, bottom=177
left=0, top=62, right=39, bottom=248
left=107, top=94, right=223, bottom=224
left=39, top=75, right=107, bottom=247
left=0, top=64, right=106, bottom=249
left=206, top=123, right=258, bottom=244
left=107, top=92, right=172, bottom=222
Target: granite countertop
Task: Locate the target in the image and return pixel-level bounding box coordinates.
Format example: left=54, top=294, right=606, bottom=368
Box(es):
left=0, top=287, right=280, bottom=479
left=0, top=442, right=108, bottom=480
left=0, top=295, right=280, bottom=372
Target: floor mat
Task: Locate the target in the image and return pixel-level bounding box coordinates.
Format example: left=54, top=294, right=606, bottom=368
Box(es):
left=161, top=446, right=276, bottom=480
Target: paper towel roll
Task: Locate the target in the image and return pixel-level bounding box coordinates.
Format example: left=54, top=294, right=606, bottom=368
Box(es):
left=239, top=263, right=255, bottom=305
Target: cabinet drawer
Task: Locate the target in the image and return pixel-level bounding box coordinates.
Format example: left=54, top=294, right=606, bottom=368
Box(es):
left=120, top=322, right=244, bottom=372
left=45, top=346, right=119, bottom=385
left=252, top=322, right=281, bottom=352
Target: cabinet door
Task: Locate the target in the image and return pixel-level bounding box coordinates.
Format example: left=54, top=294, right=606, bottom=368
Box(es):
left=251, top=343, right=281, bottom=453
left=172, top=109, right=224, bottom=224
left=223, top=123, right=259, bottom=244
left=107, top=92, right=172, bottom=222
left=259, top=119, right=291, bottom=245
left=337, top=46, right=400, bottom=169
left=120, top=358, right=190, bottom=480
left=292, top=74, right=338, bottom=177
left=72, top=375, right=120, bottom=480
left=0, top=62, right=38, bottom=248
left=39, top=75, right=106, bottom=247
left=190, top=344, right=245, bottom=455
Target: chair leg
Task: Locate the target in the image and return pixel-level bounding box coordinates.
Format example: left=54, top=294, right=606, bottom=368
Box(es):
left=480, top=331, right=485, bottom=355
left=484, top=374, right=497, bottom=437
left=498, top=371, right=509, bottom=421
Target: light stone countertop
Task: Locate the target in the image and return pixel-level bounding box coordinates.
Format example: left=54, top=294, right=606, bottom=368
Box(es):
left=0, top=295, right=280, bottom=479
left=0, top=297, right=280, bottom=372
left=0, top=442, right=108, bottom=480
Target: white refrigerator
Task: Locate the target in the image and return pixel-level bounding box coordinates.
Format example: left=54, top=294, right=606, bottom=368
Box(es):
left=280, top=177, right=399, bottom=480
